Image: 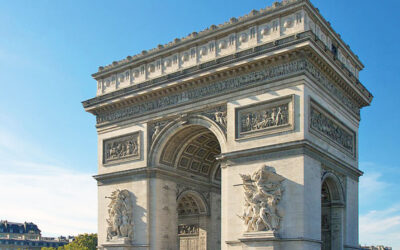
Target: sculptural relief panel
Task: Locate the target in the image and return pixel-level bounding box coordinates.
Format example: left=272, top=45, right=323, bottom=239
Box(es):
left=309, top=100, right=355, bottom=156
left=257, top=18, right=280, bottom=44
left=239, top=165, right=284, bottom=234
left=217, top=34, right=235, bottom=57
left=106, top=189, right=134, bottom=242
left=236, top=95, right=294, bottom=139
left=237, top=27, right=257, bottom=51
left=197, top=40, right=216, bottom=63
left=103, top=132, right=140, bottom=164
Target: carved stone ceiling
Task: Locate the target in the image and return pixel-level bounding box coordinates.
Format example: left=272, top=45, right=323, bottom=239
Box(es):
left=160, top=126, right=221, bottom=179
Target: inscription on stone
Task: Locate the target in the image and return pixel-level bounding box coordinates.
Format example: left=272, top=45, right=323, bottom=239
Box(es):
left=310, top=101, right=355, bottom=155
left=236, top=95, right=294, bottom=139
left=103, top=132, right=140, bottom=164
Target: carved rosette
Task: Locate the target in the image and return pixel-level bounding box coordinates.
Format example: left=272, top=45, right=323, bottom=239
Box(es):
left=239, top=165, right=284, bottom=233
left=106, top=189, right=134, bottom=242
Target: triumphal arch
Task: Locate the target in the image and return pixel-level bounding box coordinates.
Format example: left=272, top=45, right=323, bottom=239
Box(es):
left=83, top=0, right=372, bottom=249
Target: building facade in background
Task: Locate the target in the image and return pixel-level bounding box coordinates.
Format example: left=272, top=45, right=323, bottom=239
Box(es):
left=360, top=246, right=392, bottom=250
left=83, top=0, right=373, bottom=249
left=0, top=221, right=71, bottom=250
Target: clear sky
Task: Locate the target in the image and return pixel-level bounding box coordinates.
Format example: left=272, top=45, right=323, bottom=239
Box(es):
left=0, top=0, right=399, bottom=248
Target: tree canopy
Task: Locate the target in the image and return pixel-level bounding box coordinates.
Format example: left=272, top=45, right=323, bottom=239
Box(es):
left=41, top=233, right=97, bottom=250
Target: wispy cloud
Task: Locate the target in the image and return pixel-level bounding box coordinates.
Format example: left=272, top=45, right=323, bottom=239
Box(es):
left=0, top=123, right=96, bottom=237
left=360, top=204, right=400, bottom=249
left=359, top=163, right=400, bottom=249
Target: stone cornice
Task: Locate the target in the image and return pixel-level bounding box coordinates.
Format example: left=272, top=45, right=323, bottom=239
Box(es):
left=90, top=0, right=364, bottom=99
left=93, top=166, right=221, bottom=190
left=93, top=139, right=362, bottom=184
left=216, top=139, right=363, bottom=179
left=302, top=0, right=363, bottom=70
left=93, top=0, right=306, bottom=77
left=83, top=35, right=371, bottom=128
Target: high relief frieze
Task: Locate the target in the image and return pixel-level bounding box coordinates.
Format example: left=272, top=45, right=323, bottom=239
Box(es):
left=310, top=101, right=355, bottom=156
left=199, top=105, right=227, bottom=132
left=236, top=95, right=294, bottom=139
left=96, top=60, right=306, bottom=124
left=178, top=224, right=199, bottom=236
left=103, top=132, right=140, bottom=164
left=148, top=119, right=172, bottom=144
left=239, top=166, right=284, bottom=234
left=106, top=189, right=134, bottom=242
left=96, top=59, right=359, bottom=125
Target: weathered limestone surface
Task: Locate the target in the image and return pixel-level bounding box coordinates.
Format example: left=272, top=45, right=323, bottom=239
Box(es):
left=83, top=0, right=372, bottom=249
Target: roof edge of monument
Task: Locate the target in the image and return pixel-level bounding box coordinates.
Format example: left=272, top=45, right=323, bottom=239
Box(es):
left=92, top=0, right=363, bottom=79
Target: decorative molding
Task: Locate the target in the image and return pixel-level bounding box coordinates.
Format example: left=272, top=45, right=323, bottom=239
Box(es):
left=321, top=166, right=346, bottom=197
left=103, top=132, right=140, bottom=165
left=236, top=95, right=294, bottom=139
left=106, top=189, right=134, bottom=242
left=148, top=104, right=226, bottom=149
left=95, top=58, right=359, bottom=126
left=309, top=100, right=356, bottom=156
left=304, top=60, right=360, bottom=116
left=93, top=0, right=363, bottom=97
left=96, top=59, right=305, bottom=124
left=239, top=165, right=284, bottom=234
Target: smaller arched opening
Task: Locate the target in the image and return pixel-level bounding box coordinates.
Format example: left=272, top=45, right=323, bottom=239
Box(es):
left=151, top=117, right=224, bottom=250
left=177, top=191, right=209, bottom=250
left=321, top=172, right=345, bottom=250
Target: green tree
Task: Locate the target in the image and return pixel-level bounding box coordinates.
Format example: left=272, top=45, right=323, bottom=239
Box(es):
left=41, top=233, right=97, bottom=250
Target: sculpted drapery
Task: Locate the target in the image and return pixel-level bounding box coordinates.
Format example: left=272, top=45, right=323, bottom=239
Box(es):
left=106, top=189, right=134, bottom=241
left=239, top=166, right=284, bottom=233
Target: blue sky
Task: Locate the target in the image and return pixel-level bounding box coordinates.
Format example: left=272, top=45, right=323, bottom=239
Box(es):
left=0, top=0, right=399, bottom=247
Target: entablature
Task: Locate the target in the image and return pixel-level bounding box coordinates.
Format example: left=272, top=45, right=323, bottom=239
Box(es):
left=83, top=33, right=370, bottom=128
left=89, top=0, right=367, bottom=100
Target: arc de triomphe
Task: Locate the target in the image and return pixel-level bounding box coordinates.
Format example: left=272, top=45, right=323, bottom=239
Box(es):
left=83, top=1, right=372, bottom=249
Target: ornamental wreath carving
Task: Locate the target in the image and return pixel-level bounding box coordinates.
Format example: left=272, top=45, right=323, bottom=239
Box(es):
left=106, top=189, right=134, bottom=241
left=239, top=166, right=284, bottom=233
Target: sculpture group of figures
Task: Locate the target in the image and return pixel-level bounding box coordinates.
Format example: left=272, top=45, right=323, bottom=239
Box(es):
left=310, top=107, right=354, bottom=152
left=106, top=189, right=134, bottom=241
left=105, top=137, right=138, bottom=161
left=241, top=104, right=288, bottom=133
left=239, top=166, right=284, bottom=232
left=178, top=224, right=200, bottom=236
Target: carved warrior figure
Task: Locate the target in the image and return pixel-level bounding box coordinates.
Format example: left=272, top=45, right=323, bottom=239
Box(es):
left=239, top=166, right=284, bottom=232
left=106, top=189, right=134, bottom=241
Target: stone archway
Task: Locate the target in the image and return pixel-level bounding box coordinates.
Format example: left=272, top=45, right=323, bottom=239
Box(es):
left=177, top=191, right=208, bottom=250
left=321, top=172, right=345, bottom=250
left=153, top=122, right=223, bottom=250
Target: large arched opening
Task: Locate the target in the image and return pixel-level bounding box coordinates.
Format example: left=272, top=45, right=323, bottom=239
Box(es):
left=321, top=172, right=345, bottom=250
left=152, top=119, right=224, bottom=250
